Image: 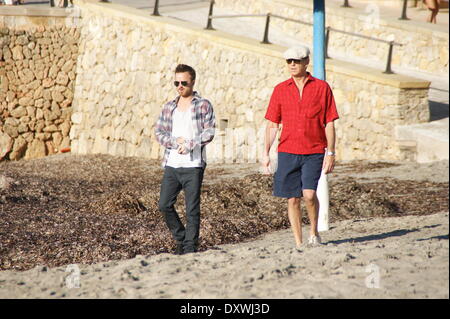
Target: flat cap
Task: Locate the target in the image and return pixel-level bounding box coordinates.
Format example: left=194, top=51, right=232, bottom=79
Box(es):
left=283, top=45, right=310, bottom=60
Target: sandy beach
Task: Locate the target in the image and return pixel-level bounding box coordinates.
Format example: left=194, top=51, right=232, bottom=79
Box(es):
left=0, top=210, right=448, bottom=299
left=0, top=156, right=448, bottom=299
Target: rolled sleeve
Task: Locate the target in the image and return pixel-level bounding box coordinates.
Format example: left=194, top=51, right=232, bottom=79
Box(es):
left=154, top=104, right=177, bottom=149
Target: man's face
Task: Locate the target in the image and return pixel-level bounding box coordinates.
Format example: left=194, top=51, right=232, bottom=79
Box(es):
left=174, top=72, right=195, bottom=98
left=286, top=57, right=309, bottom=77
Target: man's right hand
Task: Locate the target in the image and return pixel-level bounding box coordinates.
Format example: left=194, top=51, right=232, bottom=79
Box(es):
left=260, top=154, right=272, bottom=175
left=177, top=144, right=188, bottom=154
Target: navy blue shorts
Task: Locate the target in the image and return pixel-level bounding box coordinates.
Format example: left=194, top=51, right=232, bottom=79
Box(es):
left=273, top=152, right=325, bottom=198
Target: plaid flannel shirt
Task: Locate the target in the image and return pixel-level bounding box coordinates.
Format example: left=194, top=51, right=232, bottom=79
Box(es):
left=154, top=92, right=216, bottom=168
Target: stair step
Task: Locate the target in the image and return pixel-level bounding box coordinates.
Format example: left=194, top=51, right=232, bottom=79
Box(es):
left=396, top=118, right=449, bottom=163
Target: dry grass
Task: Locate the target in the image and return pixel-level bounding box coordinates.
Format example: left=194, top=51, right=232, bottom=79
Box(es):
left=0, top=154, right=447, bottom=271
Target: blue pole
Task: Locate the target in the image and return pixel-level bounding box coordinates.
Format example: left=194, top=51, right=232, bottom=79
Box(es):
left=313, top=0, right=330, bottom=233
left=313, top=0, right=326, bottom=81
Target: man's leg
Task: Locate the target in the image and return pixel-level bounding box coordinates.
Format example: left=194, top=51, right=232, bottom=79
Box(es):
left=302, top=190, right=319, bottom=237
left=273, top=152, right=303, bottom=248
left=180, top=167, right=204, bottom=252
left=288, top=197, right=303, bottom=248
left=158, top=167, right=185, bottom=245
left=301, top=153, right=325, bottom=239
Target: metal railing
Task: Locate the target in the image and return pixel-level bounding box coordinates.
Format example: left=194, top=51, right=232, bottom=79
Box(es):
left=204, top=0, right=313, bottom=44
left=149, top=0, right=412, bottom=21
left=342, top=0, right=351, bottom=8
left=152, top=0, right=161, bottom=16
left=324, top=26, right=402, bottom=74
left=399, top=0, right=410, bottom=20
left=201, top=0, right=402, bottom=74
left=49, top=0, right=69, bottom=7
left=50, top=0, right=108, bottom=7
left=341, top=0, right=410, bottom=20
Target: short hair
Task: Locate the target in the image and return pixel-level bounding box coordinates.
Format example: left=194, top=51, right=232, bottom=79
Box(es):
left=175, top=64, right=196, bottom=82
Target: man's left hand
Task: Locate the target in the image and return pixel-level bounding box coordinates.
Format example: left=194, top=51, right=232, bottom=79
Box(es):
left=177, top=144, right=188, bottom=154
left=322, top=155, right=335, bottom=174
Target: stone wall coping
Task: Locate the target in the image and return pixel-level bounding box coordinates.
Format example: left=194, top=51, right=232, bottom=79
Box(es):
left=327, top=60, right=431, bottom=89
left=274, top=0, right=449, bottom=39
left=74, top=0, right=430, bottom=89
left=0, top=6, right=72, bottom=17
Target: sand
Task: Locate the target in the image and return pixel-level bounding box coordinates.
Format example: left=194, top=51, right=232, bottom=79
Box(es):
left=0, top=159, right=448, bottom=299
left=0, top=211, right=447, bottom=299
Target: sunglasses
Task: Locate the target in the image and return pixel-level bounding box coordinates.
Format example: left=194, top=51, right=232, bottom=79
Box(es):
left=286, top=58, right=306, bottom=64
left=174, top=81, right=190, bottom=87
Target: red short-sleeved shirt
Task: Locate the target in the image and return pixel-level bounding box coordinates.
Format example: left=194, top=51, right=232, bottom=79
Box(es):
left=264, top=73, right=339, bottom=155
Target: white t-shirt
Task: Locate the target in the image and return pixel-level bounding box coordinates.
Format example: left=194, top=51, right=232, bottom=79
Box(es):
left=166, top=107, right=202, bottom=168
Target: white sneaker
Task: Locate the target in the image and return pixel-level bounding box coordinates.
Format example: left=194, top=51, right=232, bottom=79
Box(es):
left=308, top=235, right=322, bottom=246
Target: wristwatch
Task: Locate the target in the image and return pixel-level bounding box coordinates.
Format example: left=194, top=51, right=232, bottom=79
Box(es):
left=326, top=151, right=335, bottom=156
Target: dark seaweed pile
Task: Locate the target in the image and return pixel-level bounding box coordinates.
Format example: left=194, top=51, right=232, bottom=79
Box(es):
left=0, top=154, right=448, bottom=271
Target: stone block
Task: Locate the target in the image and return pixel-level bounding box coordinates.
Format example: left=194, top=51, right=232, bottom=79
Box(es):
left=10, top=136, right=27, bottom=160
left=11, top=106, right=27, bottom=118
left=43, top=125, right=59, bottom=133
left=17, top=123, right=29, bottom=134
left=19, top=69, right=35, bottom=84
left=56, top=72, right=69, bottom=86
left=22, top=132, right=34, bottom=143
left=48, top=64, right=59, bottom=79
left=28, top=79, right=41, bottom=91
left=18, top=97, right=33, bottom=107
left=38, top=37, right=52, bottom=46
left=42, top=78, right=54, bottom=89
left=0, top=130, right=13, bottom=160
left=25, top=139, right=47, bottom=160
left=51, top=90, right=65, bottom=103
left=135, top=136, right=152, bottom=158
left=92, top=135, right=109, bottom=154
left=224, top=128, right=235, bottom=163
left=60, top=136, right=70, bottom=150
left=60, top=121, right=71, bottom=137
left=150, top=141, right=160, bottom=160
left=36, top=108, right=44, bottom=120
left=6, top=91, right=16, bottom=102
left=33, top=87, right=44, bottom=100
left=12, top=46, right=24, bottom=60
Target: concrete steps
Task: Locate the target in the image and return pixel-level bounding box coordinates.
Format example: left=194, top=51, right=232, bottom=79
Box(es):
left=396, top=118, right=449, bottom=163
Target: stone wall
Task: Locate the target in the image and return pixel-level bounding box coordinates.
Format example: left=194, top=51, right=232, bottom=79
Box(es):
left=214, top=0, right=449, bottom=78
left=69, top=0, right=430, bottom=163
left=69, top=1, right=288, bottom=162
left=0, top=22, right=79, bottom=160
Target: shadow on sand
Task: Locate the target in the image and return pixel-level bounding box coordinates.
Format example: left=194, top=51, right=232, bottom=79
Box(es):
left=327, top=224, right=442, bottom=245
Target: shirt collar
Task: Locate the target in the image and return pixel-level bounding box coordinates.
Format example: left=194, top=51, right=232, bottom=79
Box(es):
left=287, top=72, right=315, bottom=85
left=172, top=91, right=201, bottom=105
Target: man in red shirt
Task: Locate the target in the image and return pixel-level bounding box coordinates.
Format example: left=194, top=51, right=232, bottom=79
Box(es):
left=262, top=45, right=339, bottom=250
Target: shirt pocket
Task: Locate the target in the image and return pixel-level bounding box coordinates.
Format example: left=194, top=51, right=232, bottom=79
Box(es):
left=305, top=103, right=322, bottom=119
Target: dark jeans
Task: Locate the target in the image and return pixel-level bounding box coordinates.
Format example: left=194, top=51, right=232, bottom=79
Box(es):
left=158, top=166, right=205, bottom=250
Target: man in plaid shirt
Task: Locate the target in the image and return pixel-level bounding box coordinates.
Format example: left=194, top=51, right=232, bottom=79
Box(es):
left=155, top=64, right=215, bottom=255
